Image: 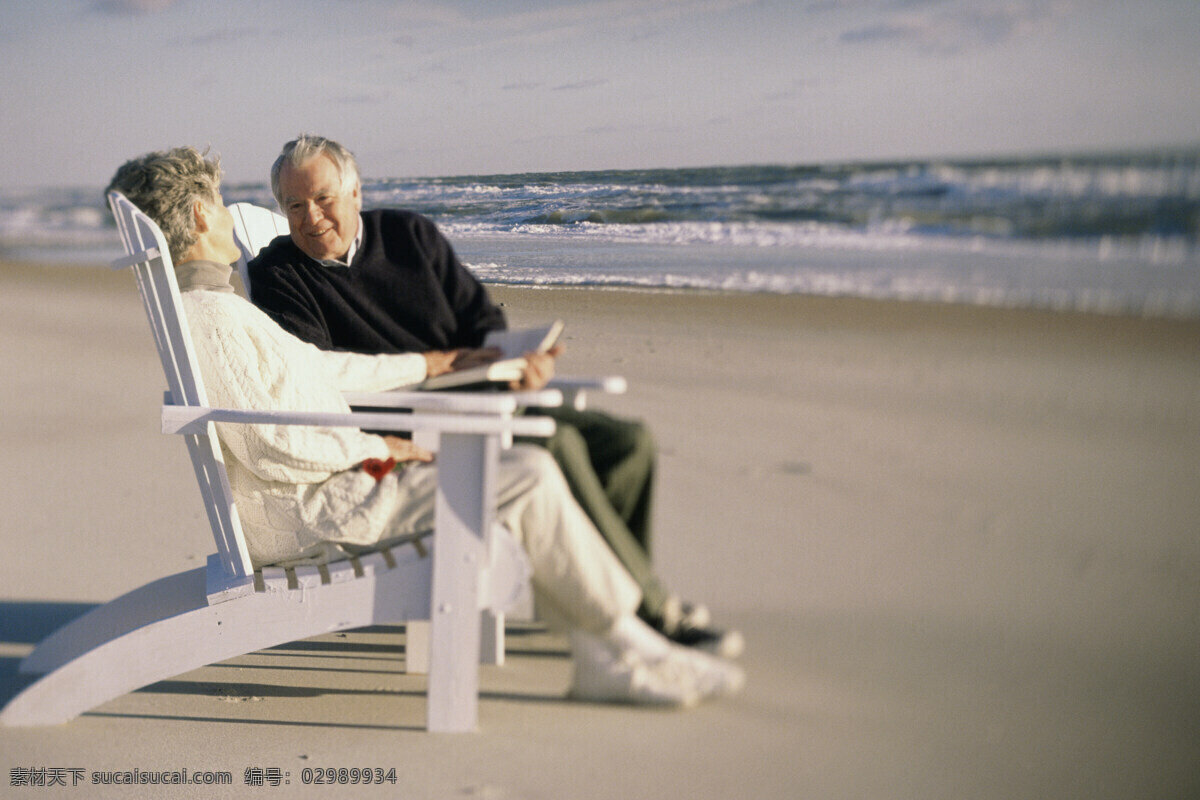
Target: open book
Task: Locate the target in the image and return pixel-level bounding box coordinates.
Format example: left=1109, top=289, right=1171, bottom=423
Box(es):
left=419, top=319, right=564, bottom=391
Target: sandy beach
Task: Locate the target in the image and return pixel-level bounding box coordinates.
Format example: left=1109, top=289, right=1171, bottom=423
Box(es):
left=2, top=260, right=1198, bottom=799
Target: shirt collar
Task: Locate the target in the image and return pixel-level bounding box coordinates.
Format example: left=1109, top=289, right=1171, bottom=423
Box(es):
left=312, top=213, right=363, bottom=268
left=175, top=259, right=236, bottom=293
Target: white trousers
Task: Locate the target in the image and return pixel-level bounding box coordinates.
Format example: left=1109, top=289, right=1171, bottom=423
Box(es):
left=381, top=444, right=642, bottom=634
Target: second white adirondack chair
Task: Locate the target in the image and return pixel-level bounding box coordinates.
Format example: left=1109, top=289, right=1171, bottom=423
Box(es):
left=230, top=201, right=288, bottom=290
left=0, top=194, right=558, bottom=732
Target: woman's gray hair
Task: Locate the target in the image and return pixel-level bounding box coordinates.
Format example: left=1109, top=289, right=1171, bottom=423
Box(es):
left=270, top=134, right=361, bottom=207
left=106, top=146, right=222, bottom=263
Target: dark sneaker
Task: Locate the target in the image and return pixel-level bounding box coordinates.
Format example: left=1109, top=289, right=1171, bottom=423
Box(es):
left=653, top=595, right=745, bottom=659
left=659, top=595, right=709, bottom=631
left=665, top=622, right=745, bottom=660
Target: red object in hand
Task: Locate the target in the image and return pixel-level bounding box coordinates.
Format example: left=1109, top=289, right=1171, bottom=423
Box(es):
left=361, top=457, right=397, bottom=482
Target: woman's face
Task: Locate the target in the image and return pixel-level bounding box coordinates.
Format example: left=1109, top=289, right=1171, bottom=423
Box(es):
left=206, top=190, right=243, bottom=265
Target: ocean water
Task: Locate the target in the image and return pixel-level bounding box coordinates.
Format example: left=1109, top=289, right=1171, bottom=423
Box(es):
left=3, top=150, right=1198, bottom=317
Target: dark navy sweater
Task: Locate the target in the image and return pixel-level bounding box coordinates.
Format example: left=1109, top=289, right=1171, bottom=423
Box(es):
left=247, top=209, right=506, bottom=354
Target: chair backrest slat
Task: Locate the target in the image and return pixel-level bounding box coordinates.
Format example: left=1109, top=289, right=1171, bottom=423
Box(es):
left=108, top=192, right=255, bottom=580
left=230, top=202, right=290, bottom=293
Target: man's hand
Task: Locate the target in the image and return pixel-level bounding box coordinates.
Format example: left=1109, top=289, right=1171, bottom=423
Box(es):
left=382, top=435, right=435, bottom=464
left=423, top=347, right=501, bottom=377
left=510, top=345, right=563, bottom=391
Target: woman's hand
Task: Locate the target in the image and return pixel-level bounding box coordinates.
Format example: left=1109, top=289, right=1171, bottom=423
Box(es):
left=382, top=435, right=435, bottom=464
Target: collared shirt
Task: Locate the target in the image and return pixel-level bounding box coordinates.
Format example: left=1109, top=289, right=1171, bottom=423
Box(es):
left=312, top=213, right=364, bottom=268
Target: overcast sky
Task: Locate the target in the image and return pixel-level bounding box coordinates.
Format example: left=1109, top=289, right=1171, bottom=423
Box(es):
left=2, top=0, right=1198, bottom=188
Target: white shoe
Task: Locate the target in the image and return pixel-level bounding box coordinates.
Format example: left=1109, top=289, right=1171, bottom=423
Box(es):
left=568, top=646, right=703, bottom=708
left=678, top=646, right=745, bottom=699
left=568, top=624, right=745, bottom=707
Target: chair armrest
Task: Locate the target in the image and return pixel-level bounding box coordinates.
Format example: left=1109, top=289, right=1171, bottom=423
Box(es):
left=507, top=389, right=569, bottom=408
left=341, top=388, right=564, bottom=413
left=343, top=379, right=622, bottom=414
left=550, top=376, right=628, bottom=395
left=547, top=375, right=627, bottom=410
left=161, top=404, right=557, bottom=438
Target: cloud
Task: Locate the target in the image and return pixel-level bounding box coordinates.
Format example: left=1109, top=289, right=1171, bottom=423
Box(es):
left=584, top=122, right=646, bottom=135
left=93, top=0, right=176, bottom=14
left=336, top=92, right=392, bottom=105
left=840, top=22, right=916, bottom=44
left=552, top=79, right=610, bottom=91
left=379, top=3, right=472, bottom=29
left=763, top=78, right=816, bottom=102
left=839, top=0, right=1064, bottom=53
left=464, top=0, right=760, bottom=32
left=380, top=0, right=762, bottom=53
left=182, top=27, right=265, bottom=46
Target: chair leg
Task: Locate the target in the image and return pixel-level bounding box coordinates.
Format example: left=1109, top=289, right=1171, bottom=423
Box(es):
left=405, top=621, right=431, bottom=674
left=402, top=613, right=505, bottom=675
left=427, top=432, right=498, bottom=732
left=480, top=611, right=505, bottom=666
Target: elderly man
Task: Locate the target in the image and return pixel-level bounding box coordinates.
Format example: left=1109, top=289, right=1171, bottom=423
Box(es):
left=247, top=135, right=741, bottom=658
left=107, top=145, right=743, bottom=706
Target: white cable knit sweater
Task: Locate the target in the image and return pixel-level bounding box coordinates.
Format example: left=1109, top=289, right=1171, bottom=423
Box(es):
left=181, top=289, right=429, bottom=567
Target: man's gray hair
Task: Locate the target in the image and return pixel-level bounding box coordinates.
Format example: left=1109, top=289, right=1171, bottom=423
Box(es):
left=106, top=146, right=222, bottom=263
left=270, top=134, right=361, bottom=207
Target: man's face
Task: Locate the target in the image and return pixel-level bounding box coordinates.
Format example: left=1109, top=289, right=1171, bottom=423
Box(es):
left=278, top=154, right=362, bottom=262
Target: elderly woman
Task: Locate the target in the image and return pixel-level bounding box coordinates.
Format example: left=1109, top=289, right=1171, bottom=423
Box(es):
left=106, top=147, right=742, bottom=708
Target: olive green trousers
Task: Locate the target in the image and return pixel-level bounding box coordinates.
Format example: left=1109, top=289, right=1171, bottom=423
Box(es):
left=520, top=406, right=669, bottom=619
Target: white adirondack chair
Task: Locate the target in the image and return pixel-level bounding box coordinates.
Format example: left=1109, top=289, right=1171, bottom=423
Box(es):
left=0, top=193, right=560, bottom=732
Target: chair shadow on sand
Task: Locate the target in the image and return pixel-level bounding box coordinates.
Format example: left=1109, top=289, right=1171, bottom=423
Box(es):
left=1, top=601, right=95, bottom=677
left=0, top=601, right=99, bottom=708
